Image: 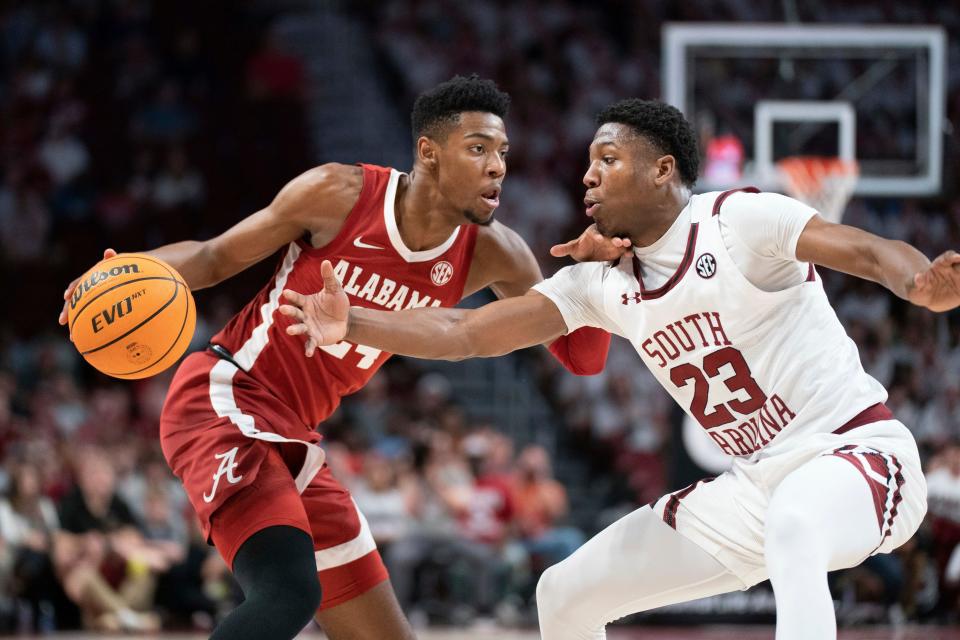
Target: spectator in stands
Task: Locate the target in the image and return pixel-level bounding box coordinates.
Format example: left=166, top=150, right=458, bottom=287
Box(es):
left=245, top=28, right=304, bottom=101
left=512, top=445, right=582, bottom=569
left=351, top=451, right=417, bottom=553
left=386, top=431, right=502, bottom=623
left=0, top=462, right=61, bottom=631
left=926, top=445, right=960, bottom=617
left=131, top=80, right=198, bottom=143
left=150, top=147, right=205, bottom=211
left=53, top=447, right=160, bottom=632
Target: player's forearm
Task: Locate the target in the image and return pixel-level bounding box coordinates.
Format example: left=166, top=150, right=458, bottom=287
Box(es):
left=871, top=239, right=930, bottom=300
left=345, top=307, right=478, bottom=360
left=147, top=241, right=221, bottom=290
left=344, top=293, right=566, bottom=361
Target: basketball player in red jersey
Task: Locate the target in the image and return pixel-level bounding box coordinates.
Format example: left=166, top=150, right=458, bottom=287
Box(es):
left=57, top=75, right=611, bottom=639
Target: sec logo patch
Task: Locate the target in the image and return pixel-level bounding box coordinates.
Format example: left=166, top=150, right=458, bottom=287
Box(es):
left=431, top=261, right=454, bottom=286
left=695, top=253, right=717, bottom=279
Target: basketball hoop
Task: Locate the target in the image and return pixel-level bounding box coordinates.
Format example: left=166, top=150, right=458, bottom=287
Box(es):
left=777, top=156, right=859, bottom=224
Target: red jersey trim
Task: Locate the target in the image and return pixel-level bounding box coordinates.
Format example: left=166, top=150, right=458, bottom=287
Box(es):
left=711, top=186, right=760, bottom=216
left=831, top=403, right=893, bottom=435
left=632, top=223, right=699, bottom=300
left=663, top=477, right=715, bottom=529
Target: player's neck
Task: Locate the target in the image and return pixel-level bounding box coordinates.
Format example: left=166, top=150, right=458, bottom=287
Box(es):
left=394, top=171, right=463, bottom=251
left=631, top=191, right=690, bottom=248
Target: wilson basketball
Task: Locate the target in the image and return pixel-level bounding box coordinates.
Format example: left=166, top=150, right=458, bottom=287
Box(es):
left=67, top=253, right=196, bottom=380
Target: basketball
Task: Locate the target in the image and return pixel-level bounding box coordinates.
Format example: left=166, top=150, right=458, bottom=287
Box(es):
left=67, top=253, right=196, bottom=380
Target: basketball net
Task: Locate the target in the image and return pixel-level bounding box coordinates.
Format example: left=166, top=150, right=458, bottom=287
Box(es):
left=777, top=156, right=859, bottom=224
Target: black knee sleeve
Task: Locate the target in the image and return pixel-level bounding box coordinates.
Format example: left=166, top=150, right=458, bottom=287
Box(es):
left=210, top=526, right=320, bottom=640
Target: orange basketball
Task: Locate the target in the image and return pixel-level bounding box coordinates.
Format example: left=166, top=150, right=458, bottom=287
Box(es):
left=67, top=253, right=196, bottom=380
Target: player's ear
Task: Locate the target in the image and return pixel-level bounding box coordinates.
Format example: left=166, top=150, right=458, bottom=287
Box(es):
left=653, top=155, right=676, bottom=186
left=416, top=136, right=440, bottom=171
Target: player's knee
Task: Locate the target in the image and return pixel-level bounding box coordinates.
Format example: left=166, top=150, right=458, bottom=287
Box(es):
left=536, top=562, right=566, bottom=620
left=292, top=573, right=323, bottom=620
left=765, top=502, right=825, bottom=565
left=233, top=526, right=322, bottom=621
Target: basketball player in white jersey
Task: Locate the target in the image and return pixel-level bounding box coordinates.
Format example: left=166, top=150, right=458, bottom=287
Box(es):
left=279, top=99, right=960, bottom=639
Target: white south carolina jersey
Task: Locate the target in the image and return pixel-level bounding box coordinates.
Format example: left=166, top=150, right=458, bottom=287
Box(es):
left=535, top=188, right=888, bottom=458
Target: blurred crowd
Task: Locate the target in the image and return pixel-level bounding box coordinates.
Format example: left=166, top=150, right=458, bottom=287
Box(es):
left=2, top=0, right=960, bottom=633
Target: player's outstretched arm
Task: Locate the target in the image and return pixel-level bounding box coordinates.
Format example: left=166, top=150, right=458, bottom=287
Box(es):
left=461, top=221, right=611, bottom=375
left=796, top=215, right=960, bottom=312
left=279, top=260, right=568, bottom=361
left=58, top=163, right=360, bottom=325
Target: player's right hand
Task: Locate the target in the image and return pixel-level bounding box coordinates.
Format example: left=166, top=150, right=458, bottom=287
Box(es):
left=58, top=248, right=118, bottom=327
left=279, top=260, right=349, bottom=357
left=550, top=224, right=632, bottom=262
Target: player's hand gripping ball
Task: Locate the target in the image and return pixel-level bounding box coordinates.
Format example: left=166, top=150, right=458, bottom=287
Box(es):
left=66, top=254, right=196, bottom=379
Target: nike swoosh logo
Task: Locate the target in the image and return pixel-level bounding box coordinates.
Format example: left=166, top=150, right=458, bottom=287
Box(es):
left=353, top=237, right=383, bottom=250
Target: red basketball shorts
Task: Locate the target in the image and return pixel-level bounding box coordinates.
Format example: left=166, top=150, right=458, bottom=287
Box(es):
left=160, top=351, right=388, bottom=609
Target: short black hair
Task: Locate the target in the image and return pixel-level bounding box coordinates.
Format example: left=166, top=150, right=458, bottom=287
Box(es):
left=596, top=99, right=700, bottom=187
left=411, top=74, right=510, bottom=142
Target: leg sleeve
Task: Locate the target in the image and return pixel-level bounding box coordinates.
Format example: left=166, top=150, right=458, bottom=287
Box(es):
left=536, top=505, right=743, bottom=640
left=765, top=454, right=886, bottom=640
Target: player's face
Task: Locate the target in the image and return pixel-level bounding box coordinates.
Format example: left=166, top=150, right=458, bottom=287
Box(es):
left=582, top=123, right=660, bottom=238
left=436, top=112, right=509, bottom=226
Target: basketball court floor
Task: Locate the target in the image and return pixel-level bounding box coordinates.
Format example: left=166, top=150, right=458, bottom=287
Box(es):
left=38, top=627, right=960, bottom=640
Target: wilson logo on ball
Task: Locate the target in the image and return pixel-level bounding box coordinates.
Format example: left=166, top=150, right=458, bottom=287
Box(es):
left=430, top=261, right=454, bottom=286
left=70, top=263, right=142, bottom=310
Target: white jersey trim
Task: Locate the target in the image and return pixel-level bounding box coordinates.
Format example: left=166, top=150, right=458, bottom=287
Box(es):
left=207, top=359, right=326, bottom=494
left=314, top=499, right=378, bottom=571
left=232, top=242, right=303, bottom=371
left=383, top=169, right=461, bottom=263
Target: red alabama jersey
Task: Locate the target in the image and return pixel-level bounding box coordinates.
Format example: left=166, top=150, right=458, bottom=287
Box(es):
left=210, top=164, right=478, bottom=429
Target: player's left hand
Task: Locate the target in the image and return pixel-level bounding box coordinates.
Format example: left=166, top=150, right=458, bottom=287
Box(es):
left=909, top=250, right=960, bottom=312
left=279, top=260, right=349, bottom=357
left=550, top=224, right=632, bottom=262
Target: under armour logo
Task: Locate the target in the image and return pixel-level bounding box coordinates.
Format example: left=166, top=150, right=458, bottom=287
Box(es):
left=695, top=253, right=717, bottom=279
left=621, top=292, right=642, bottom=305
left=202, top=447, right=244, bottom=503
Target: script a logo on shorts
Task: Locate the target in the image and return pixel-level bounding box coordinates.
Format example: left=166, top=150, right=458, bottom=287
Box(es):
left=202, top=447, right=244, bottom=503
left=695, top=253, right=717, bottom=279
left=431, top=260, right=454, bottom=286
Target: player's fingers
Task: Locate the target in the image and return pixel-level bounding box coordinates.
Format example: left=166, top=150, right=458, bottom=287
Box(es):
left=281, top=289, right=306, bottom=307
left=63, top=277, right=80, bottom=300
left=939, top=250, right=960, bottom=262
left=933, top=251, right=959, bottom=268
left=549, top=239, right=576, bottom=257
left=320, top=260, right=343, bottom=293
left=285, top=323, right=308, bottom=336
left=305, top=337, right=317, bottom=358
left=103, top=248, right=118, bottom=260
left=278, top=304, right=303, bottom=320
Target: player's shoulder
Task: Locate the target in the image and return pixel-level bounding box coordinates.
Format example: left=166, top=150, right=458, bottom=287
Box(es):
left=468, top=220, right=538, bottom=284
left=474, top=219, right=529, bottom=255
left=706, top=189, right=809, bottom=214
left=294, top=162, right=363, bottom=199
left=274, top=162, right=363, bottom=219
